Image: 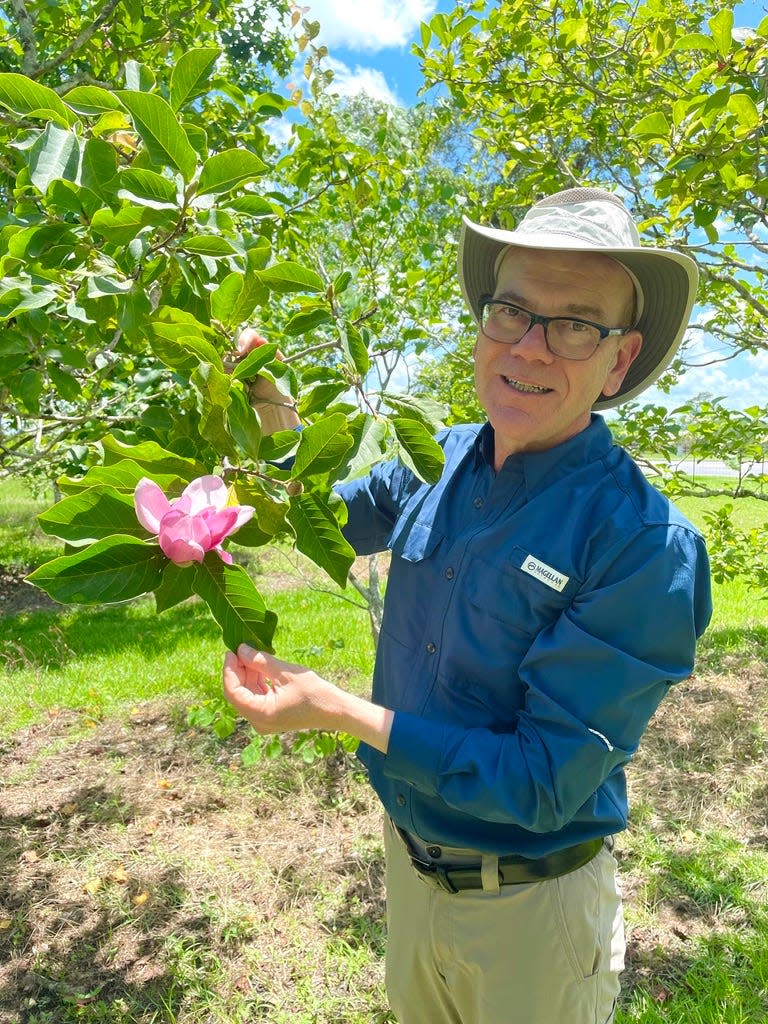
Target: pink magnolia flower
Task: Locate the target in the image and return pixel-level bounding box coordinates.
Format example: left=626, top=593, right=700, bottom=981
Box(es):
left=134, top=475, right=254, bottom=565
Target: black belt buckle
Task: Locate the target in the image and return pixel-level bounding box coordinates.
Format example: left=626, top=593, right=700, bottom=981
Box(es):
left=409, top=855, right=460, bottom=893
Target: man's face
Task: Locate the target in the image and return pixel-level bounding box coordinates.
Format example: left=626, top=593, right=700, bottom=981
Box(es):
left=473, top=247, right=642, bottom=469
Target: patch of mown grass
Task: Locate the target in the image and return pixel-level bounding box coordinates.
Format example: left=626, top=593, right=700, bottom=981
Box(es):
left=0, top=477, right=62, bottom=567
left=0, top=584, right=375, bottom=737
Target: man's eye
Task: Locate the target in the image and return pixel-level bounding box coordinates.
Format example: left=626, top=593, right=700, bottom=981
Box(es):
left=567, top=320, right=589, bottom=333
left=500, top=305, right=523, bottom=318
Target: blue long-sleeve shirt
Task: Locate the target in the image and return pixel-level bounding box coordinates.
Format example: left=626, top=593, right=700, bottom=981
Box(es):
left=338, top=416, right=712, bottom=856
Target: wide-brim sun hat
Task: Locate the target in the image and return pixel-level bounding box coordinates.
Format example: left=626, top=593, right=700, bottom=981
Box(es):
left=458, top=187, right=699, bottom=409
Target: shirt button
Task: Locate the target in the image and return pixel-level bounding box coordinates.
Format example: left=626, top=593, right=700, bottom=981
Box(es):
left=473, top=496, right=484, bottom=508
left=426, top=642, right=436, bottom=654
left=445, top=567, right=454, bottom=580
left=397, top=794, right=406, bottom=806
left=426, top=845, right=442, bottom=859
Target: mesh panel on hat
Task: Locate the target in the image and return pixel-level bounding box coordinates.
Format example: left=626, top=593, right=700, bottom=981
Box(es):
left=534, top=188, right=627, bottom=210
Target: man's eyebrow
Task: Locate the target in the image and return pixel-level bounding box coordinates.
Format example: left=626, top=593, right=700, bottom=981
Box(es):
left=491, top=289, right=608, bottom=322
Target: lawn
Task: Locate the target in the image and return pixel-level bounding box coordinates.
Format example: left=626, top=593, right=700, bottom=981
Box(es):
left=0, top=478, right=767, bottom=1023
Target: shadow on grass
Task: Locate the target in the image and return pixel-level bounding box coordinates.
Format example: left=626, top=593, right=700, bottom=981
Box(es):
left=0, top=785, right=212, bottom=1023
left=0, top=598, right=222, bottom=672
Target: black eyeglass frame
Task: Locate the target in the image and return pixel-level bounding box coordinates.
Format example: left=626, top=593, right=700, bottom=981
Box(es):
left=478, top=295, right=632, bottom=361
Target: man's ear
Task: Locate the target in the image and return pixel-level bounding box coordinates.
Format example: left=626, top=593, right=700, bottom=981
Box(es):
left=602, top=330, right=643, bottom=398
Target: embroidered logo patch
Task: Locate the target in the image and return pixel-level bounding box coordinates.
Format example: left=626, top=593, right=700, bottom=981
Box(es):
left=521, top=554, right=569, bottom=592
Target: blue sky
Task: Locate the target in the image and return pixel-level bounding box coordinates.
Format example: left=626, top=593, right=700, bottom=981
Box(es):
left=291, top=1, right=767, bottom=410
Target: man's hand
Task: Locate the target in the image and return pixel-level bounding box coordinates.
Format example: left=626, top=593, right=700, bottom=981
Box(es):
left=229, top=328, right=301, bottom=434
left=222, top=645, right=394, bottom=753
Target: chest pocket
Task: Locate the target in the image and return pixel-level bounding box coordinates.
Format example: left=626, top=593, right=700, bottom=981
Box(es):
left=388, top=513, right=443, bottom=563
left=465, top=545, right=578, bottom=636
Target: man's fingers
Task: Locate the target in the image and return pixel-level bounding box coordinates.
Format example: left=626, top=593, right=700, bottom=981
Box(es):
left=223, top=651, right=269, bottom=699
left=237, top=644, right=279, bottom=672
left=236, top=327, right=269, bottom=356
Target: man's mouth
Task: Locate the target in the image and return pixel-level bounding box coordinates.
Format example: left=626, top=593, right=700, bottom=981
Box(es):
left=502, top=375, right=552, bottom=394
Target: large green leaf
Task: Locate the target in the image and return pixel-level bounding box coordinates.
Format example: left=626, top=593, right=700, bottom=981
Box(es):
left=79, top=138, right=119, bottom=197
left=154, top=562, right=196, bottom=612
left=337, top=322, right=370, bottom=376
left=193, top=556, right=277, bottom=652
left=27, top=536, right=165, bottom=604
left=380, top=391, right=446, bottom=433
left=90, top=206, right=155, bottom=243
left=291, top=414, right=354, bottom=479
left=170, top=47, right=220, bottom=111
left=191, top=363, right=237, bottom=458
left=343, top=414, right=387, bottom=480
left=28, top=125, right=81, bottom=193
left=149, top=327, right=223, bottom=372
left=181, top=235, right=239, bottom=257
left=37, top=486, right=145, bottom=544
left=197, top=148, right=267, bottom=195
left=116, top=91, right=198, bottom=181
left=99, top=438, right=207, bottom=478
left=286, top=493, right=355, bottom=588
left=0, top=282, right=59, bottom=321
left=210, top=271, right=269, bottom=327
left=297, top=381, right=349, bottom=419
left=63, top=86, right=124, bottom=116
left=230, top=343, right=280, bottom=380
left=258, top=430, right=301, bottom=463
left=113, top=168, right=179, bottom=209
left=226, top=385, right=262, bottom=461
left=708, top=8, right=734, bottom=56
left=57, top=461, right=187, bottom=497
left=256, top=261, right=325, bottom=294
left=230, top=480, right=289, bottom=544
left=284, top=306, right=333, bottom=336
left=392, top=417, right=445, bottom=485
left=0, top=72, right=77, bottom=126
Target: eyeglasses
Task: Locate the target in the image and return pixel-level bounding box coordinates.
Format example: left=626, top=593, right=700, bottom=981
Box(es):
left=479, top=297, right=631, bottom=361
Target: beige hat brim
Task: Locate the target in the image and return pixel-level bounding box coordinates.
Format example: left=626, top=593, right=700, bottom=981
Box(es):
left=458, top=217, right=699, bottom=409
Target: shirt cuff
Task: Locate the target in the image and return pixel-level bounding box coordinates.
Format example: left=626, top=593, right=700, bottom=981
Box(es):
left=383, top=711, right=446, bottom=796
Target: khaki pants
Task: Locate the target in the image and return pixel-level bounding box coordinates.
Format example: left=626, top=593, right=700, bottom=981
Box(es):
left=383, top=817, right=625, bottom=1024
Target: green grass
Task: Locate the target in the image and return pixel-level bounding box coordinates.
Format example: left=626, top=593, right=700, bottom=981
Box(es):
left=0, top=476, right=62, bottom=566
left=0, top=589, right=374, bottom=737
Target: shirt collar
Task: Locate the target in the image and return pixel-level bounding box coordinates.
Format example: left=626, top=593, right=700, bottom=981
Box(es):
left=473, top=415, right=615, bottom=492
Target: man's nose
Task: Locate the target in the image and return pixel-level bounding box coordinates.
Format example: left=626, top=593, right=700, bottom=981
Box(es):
left=515, top=321, right=554, bottom=361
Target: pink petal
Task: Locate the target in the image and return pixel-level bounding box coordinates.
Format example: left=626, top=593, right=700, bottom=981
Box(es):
left=198, top=506, right=240, bottom=547
left=159, top=535, right=207, bottom=564
left=214, top=545, right=234, bottom=564
left=230, top=505, right=255, bottom=531
left=181, top=475, right=228, bottom=514
left=158, top=508, right=212, bottom=563
left=134, top=478, right=171, bottom=535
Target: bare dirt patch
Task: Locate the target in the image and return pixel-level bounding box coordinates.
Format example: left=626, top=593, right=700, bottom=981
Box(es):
left=0, top=566, right=59, bottom=618
left=0, top=704, right=386, bottom=1022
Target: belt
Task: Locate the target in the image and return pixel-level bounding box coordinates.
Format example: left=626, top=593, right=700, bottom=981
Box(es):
left=406, top=837, right=604, bottom=894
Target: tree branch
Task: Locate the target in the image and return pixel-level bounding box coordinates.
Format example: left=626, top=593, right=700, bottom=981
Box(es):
left=30, top=0, right=124, bottom=80
left=8, top=0, right=38, bottom=76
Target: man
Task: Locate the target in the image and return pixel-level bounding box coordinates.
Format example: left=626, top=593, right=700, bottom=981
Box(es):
left=222, top=188, right=713, bottom=1024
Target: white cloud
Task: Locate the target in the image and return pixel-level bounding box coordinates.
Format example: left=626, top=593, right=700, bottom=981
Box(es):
left=324, top=56, right=401, bottom=104
left=642, top=346, right=768, bottom=411
left=302, top=0, right=437, bottom=52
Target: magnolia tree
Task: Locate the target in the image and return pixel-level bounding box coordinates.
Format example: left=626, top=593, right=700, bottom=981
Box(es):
left=413, top=0, right=768, bottom=590
left=1, top=2, right=462, bottom=714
